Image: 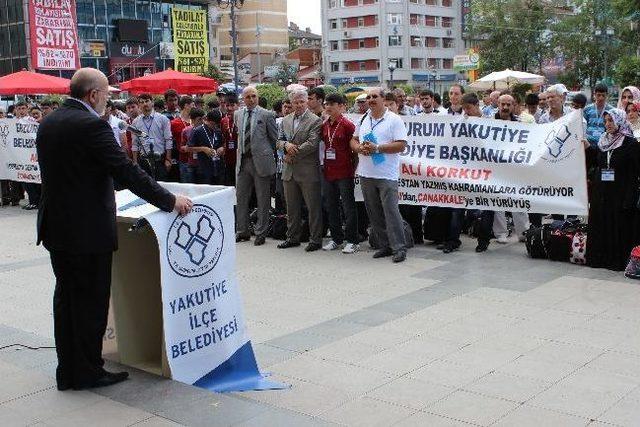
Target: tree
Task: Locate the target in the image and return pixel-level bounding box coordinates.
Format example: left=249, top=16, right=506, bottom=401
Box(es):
left=469, top=0, right=552, bottom=74
left=273, top=63, right=298, bottom=87
left=202, top=64, right=225, bottom=82
left=255, top=84, right=286, bottom=109
left=613, top=55, right=640, bottom=88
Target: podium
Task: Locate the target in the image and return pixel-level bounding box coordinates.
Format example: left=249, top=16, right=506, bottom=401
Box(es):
left=103, top=183, right=227, bottom=379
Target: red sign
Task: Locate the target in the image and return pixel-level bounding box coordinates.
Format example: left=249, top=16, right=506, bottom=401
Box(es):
left=29, top=0, right=80, bottom=70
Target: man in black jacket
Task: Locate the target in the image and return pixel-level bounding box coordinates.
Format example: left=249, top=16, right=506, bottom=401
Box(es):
left=37, top=68, right=193, bottom=391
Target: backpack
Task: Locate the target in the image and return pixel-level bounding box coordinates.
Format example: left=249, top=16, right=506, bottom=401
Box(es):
left=368, top=220, right=414, bottom=250
left=267, top=214, right=287, bottom=240
left=569, top=231, right=588, bottom=265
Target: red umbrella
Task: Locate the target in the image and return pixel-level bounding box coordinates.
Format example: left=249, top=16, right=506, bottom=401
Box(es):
left=0, top=70, right=70, bottom=95
left=119, top=69, right=218, bottom=95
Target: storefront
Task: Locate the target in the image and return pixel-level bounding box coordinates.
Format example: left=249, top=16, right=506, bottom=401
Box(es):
left=0, top=0, right=210, bottom=81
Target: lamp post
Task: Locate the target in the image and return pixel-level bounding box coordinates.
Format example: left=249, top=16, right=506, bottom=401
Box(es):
left=388, top=60, right=397, bottom=89
left=594, top=27, right=614, bottom=83
left=216, top=0, right=245, bottom=93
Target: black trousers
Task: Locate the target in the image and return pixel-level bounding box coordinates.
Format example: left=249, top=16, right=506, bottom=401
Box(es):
left=324, top=177, right=358, bottom=245
left=50, top=251, right=113, bottom=389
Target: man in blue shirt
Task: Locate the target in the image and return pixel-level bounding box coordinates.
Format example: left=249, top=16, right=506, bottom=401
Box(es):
left=583, top=83, right=612, bottom=148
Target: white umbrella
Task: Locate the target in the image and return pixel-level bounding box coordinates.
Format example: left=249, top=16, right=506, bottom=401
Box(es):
left=286, top=83, right=306, bottom=92
left=469, top=69, right=545, bottom=91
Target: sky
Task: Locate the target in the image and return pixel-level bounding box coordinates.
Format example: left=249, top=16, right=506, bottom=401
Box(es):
left=287, top=0, right=322, bottom=34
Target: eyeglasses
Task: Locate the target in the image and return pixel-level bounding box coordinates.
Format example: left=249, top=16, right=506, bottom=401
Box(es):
left=366, top=94, right=380, bottom=99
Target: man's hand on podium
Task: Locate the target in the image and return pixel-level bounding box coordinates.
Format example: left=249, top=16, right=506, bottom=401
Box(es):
left=174, top=195, right=193, bottom=216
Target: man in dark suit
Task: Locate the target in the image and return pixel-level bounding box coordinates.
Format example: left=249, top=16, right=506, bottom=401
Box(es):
left=36, top=68, right=193, bottom=391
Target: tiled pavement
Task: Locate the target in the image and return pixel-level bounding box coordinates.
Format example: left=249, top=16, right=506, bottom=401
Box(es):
left=1, top=205, right=640, bottom=426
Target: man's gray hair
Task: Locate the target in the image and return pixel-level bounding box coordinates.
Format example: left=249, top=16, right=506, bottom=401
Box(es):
left=288, top=89, right=308, bottom=101
left=546, top=84, right=565, bottom=96
left=392, top=87, right=406, bottom=97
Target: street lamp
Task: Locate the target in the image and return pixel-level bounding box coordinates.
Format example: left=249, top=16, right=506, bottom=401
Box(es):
left=216, top=0, right=245, bottom=93
left=388, top=60, right=397, bottom=89
left=594, top=27, right=615, bottom=83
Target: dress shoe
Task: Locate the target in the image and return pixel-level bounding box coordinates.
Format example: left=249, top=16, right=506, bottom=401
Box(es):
left=442, top=242, right=460, bottom=254
left=254, top=235, right=266, bottom=246
left=277, top=240, right=300, bottom=249
left=373, top=247, right=393, bottom=258
left=74, top=371, right=129, bottom=390
left=392, top=250, right=407, bottom=263
left=57, top=382, right=72, bottom=391
left=236, top=233, right=251, bottom=243
left=305, top=242, right=322, bottom=252
left=475, top=241, right=490, bottom=253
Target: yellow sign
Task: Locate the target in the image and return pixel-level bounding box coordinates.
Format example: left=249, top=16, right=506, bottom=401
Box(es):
left=171, top=7, right=209, bottom=74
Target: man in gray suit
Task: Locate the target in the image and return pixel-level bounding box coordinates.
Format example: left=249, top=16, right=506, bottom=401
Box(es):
left=234, top=86, right=278, bottom=246
left=276, top=90, right=324, bottom=252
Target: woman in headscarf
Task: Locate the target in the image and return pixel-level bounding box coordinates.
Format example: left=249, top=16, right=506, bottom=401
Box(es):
left=624, top=101, right=640, bottom=140
left=617, top=86, right=640, bottom=110
left=587, top=108, right=640, bottom=271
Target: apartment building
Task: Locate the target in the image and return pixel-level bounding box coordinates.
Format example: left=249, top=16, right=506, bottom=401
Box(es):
left=321, top=0, right=465, bottom=89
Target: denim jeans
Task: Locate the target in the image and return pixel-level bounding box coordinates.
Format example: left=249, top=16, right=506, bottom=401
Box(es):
left=179, top=162, right=195, bottom=184
left=324, top=177, right=358, bottom=245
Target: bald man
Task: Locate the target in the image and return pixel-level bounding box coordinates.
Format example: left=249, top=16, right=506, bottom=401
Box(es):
left=482, top=90, right=501, bottom=117
left=36, top=68, right=193, bottom=391
left=234, top=86, right=278, bottom=246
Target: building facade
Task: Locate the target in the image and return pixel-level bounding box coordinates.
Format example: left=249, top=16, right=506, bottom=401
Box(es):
left=212, top=0, right=288, bottom=63
left=321, top=0, right=465, bottom=89
left=0, top=0, right=210, bottom=83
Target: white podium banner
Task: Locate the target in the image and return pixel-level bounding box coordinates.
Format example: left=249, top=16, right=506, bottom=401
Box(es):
left=116, top=184, right=283, bottom=392
left=0, top=118, right=40, bottom=183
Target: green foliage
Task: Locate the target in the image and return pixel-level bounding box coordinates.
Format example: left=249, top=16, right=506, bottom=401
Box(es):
left=273, top=63, right=298, bottom=86
left=510, top=83, right=533, bottom=102
left=319, top=85, right=337, bottom=95
left=40, top=94, right=65, bottom=105
left=202, top=93, right=220, bottom=106
left=470, top=0, right=552, bottom=74
left=613, top=55, right=640, bottom=88
left=256, top=84, right=286, bottom=109
left=395, top=83, right=415, bottom=95
left=201, top=64, right=225, bottom=82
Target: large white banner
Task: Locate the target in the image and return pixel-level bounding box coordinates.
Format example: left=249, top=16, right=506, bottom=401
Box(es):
left=0, top=118, right=40, bottom=183
left=116, top=185, right=283, bottom=392
left=350, top=110, right=588, bottom=215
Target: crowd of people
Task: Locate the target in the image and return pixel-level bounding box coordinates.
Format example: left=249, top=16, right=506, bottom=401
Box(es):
left=3, top=81, right=640, bottom=270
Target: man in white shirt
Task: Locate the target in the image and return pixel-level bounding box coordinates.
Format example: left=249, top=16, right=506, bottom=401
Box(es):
left=350, top=87, right=408, bottom=263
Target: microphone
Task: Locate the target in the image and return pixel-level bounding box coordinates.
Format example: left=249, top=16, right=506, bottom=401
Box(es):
left=118, top=121, right=148, bottom=138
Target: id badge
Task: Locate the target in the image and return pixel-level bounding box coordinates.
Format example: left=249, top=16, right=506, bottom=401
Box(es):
left=325, top=148, right=336, bottom=160
left=601, top=168, right=615, bottom=182
left=228, top=140, right=235, bottom=150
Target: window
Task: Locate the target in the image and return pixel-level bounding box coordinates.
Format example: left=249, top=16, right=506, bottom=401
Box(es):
left=410, top=0, right=423, bottom=4
left=428, top=58, right=439, bottom=68
left=330, top=40, right=339, bottom=50
left=330, top=19, right=338, bottom=30
left=425, top=15, right=437, bottom=26
left=359, top=39, right=365, bottom=48
left=329, top=0, right=338, bottom=7
left=358, top=17, right=364, bottom=27
left=375, top=37, right=380, bottom=47
left=443, top=38, right=455, bottom=48
left=410, top=14, right=421, bottom=25
left=411, top=36, right=423, bottom=47
left=442, top=58, right=453, bottom=69
left=341, top=19, right=348, bottom=28
left=331, top=62, right=340, bottom=72
left=442, top=0, right=452, bottom=6
left=342, top=40, right=349, bottom=50
left=388, top=35, right=402, bottom=46
left=442, top=17, right=453, bottom=28
left=411, top=58, right=424, bottom=69
left=387, top=13, right=402, bottom=25
left=389, top=58, right=403, bottom=68
left=359, top=61, right=366, bottom=71
left=426, top=0, right=437, bottom=5
left=374, top=15, right=379, bottom=25
left=426, top=37, right=439, bottom=48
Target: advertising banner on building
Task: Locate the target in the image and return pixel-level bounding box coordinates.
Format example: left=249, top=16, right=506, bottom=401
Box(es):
left=29, top=0, right=80, bottom=70
left=347, top=111, right=588, bottom=215
left=0, top=118, right=40, bottom=183
left=171, top=7, right=209, bottom=74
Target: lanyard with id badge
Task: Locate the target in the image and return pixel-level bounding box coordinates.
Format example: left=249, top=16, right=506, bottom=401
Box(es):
left=602, top=151, right=615, bottom=182
left=325, top=117, right=343, bottom=161
left=363, top=115, right=385, bottom=165
left=142, top=116, right=160, bottom=159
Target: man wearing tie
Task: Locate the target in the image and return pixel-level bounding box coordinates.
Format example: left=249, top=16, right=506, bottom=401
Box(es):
left=277, top=90, right=324, bottom=252
left=234, top=87, right=278, bottom=246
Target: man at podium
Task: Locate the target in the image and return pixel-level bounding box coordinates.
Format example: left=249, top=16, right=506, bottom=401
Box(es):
left=36, top=68, right=193, bottom=391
